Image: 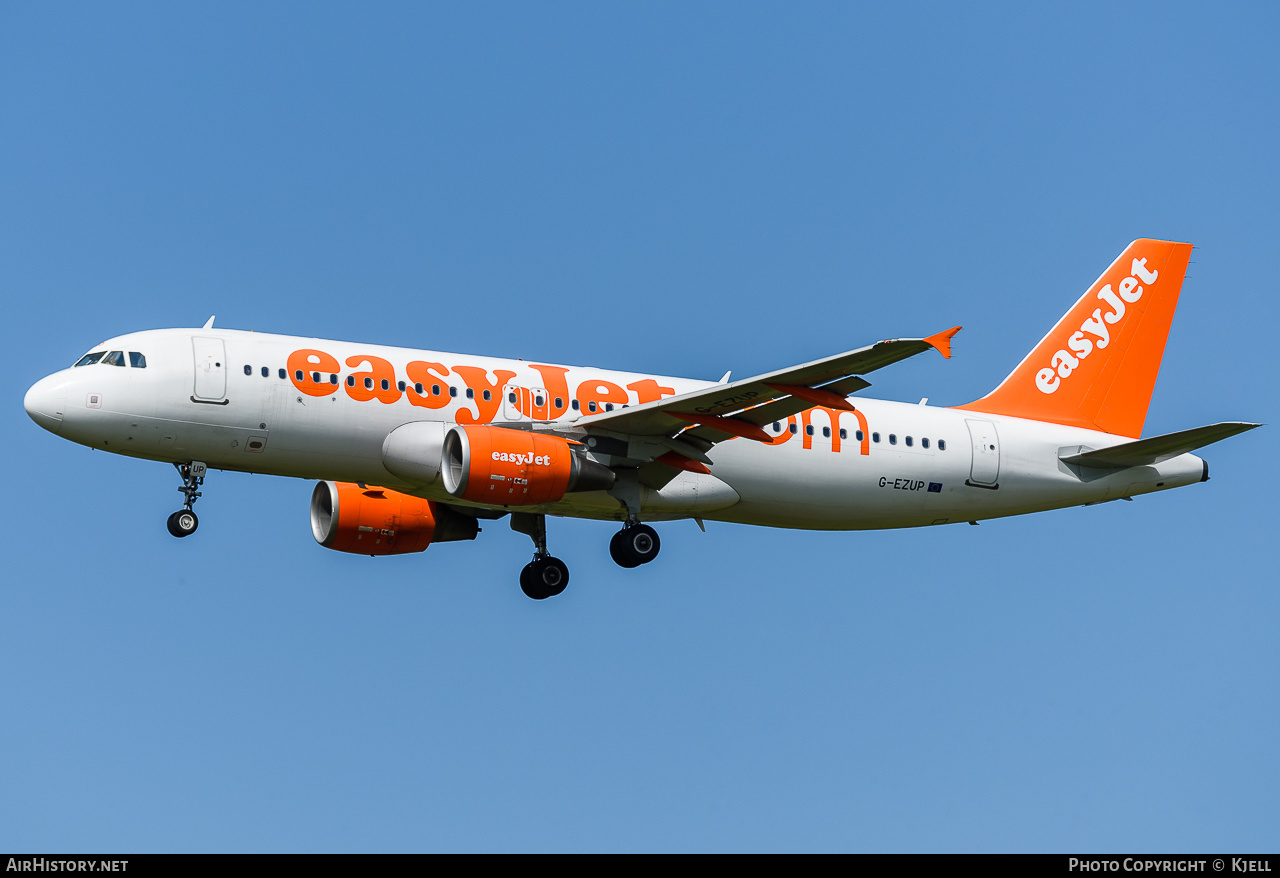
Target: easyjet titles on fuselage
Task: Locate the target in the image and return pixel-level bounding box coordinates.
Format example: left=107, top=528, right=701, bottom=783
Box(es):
left=283, top=347, right=875, bottom=455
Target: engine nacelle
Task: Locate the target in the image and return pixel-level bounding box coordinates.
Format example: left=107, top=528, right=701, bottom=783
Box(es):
left=441, top=424, right=615, bottom=506
left=381, top=421, right=446, bottom=486
left=310, top=481, right=478, bottom=556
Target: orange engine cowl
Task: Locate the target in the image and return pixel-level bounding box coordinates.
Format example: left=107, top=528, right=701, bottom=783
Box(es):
left=310, top=481, right=438, bottom=556
left=441, top=424, right=614, bottom=506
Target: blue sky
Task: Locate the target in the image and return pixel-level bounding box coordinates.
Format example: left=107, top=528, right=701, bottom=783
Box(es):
left=2, top=3, right=1276, bottom=852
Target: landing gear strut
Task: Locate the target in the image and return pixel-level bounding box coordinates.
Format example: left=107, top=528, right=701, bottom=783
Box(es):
left=511, top=512, right=569, bottom=600
left=610, top=522, right=661, bottom=568
left=167, top=461, right=207, bottom=538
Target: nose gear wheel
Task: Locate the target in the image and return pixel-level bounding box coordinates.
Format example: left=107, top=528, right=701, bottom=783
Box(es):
left=167, top=509, right=199, bottom=538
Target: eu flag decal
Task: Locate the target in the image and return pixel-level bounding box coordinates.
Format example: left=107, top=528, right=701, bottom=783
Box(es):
left=927, top=482, right=943, bottom=493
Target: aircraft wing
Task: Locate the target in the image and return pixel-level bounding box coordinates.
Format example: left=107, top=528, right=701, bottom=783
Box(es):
left=572, top=327, right=960, bottom=449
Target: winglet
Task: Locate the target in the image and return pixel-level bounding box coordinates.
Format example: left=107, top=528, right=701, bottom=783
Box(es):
left=924, top=326, right=961, bottom=360
left=202, top=316, right=216, bottom=329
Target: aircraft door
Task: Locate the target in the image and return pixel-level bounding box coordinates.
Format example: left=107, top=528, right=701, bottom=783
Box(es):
left=192, top=337, right=227, bottom=402
left=966, top=419, right=1000, bottom=487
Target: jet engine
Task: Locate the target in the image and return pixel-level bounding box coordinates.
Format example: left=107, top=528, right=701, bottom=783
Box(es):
left=310, top=480, right=478, bottom=556
left=441, top=424, right=615, bottom=506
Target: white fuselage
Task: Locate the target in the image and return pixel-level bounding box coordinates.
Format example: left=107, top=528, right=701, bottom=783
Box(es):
left=24, top=327, right=1208, bottom=528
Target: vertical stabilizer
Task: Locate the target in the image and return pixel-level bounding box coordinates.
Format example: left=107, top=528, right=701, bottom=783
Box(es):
left=957, top=239, right=1193, bottom=438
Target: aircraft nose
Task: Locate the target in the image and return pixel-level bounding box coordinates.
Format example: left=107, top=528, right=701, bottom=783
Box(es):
left=24, top=374, right=66, bottom=434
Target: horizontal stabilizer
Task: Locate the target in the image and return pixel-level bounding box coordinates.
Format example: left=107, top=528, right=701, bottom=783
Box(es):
left=1059, top=422, right=1261, bottom=469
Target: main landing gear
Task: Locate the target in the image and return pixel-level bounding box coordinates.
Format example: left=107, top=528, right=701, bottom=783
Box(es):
left=511, top=512, right=569, bottom=601
left=609, top=522, right=661, bottom=568
left=508, top=514, right=663, bottom=600
left=166, top=461, right=207, bottom=538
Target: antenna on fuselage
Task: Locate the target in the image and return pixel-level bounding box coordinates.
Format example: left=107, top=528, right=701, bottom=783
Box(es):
left=202, top=316, right=216, bottom=329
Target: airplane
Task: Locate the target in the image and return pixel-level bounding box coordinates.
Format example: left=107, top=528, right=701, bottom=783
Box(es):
left=23, top=239, right=1259, bottom=599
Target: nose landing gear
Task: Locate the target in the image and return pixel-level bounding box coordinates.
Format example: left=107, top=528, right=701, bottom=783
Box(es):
left=609, top=522, right=661, bottom=568
left=166, top=461, right=207, bottom=538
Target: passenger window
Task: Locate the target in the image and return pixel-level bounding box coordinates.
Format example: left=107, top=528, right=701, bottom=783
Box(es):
left=381, top=379, right=390, bottom=391
left=130, top=353, right=147, bottom=368
left=509, top=392, right=517, bottom=403
left=773, top=422, right=782, bottom=433
left=839, top=429, right=848, bottom=440
left=260, top=366, right=268, bottom=378
left=805, top=425, right=814, bottom=436
left=414, top=383, right=423, bottom=394
left=330, top=374, right=337, bottom=385
left=279, top=368, right=287, bottom=379
left=554, top=397, right=563, bottom=409
left=312, top=372, right=321, bottom=384
left=822, top=426, right=830, bottom=438
left=572, top=400, right=580, bottom=410
left=244, top=365, right=252, bottom=376
left=364, top=377, right=373, bottom=390
left=872, top=432, right=880, bottom=443
left=347, top=375, right=355, bottom=387
left=74, top=352, right=106, bottom=367
left=905, top=436, right=913, bottom=447
left=482, top=389, right=490, bottom=401
left=294, top=370, right=304, bottom=382
left=588, top=401, right=597, bottom=413
left=466, top=388, right=474, bottom=399
left=431, top=384, right=440, bottom=396
left=103, top=351, right=125, bottom=366
left=856, top=430, right=864, bottom=441
left=449, top=387, right=457, bottom=398
left=922, top=437, right=929, bottom=449
left=789, top=424, right=798, bottom=434
left=535, top=395, right=544, bottom=406
left=605, top=403, right=614, bottom=411
left=889, top=434, right=897, bottom=445
left=938, top=439, right=947, bottom=451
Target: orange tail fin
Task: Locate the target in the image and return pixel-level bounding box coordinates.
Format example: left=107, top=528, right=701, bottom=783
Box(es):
left=957, top=239, right=1193, bottom=438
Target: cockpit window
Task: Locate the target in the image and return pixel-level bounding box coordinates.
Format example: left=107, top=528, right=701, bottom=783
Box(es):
left=129, top=352, right=147, bottom=368
left=102, top=351, right=126, bottom=367
left=74, top=352, right=106, bottom=367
